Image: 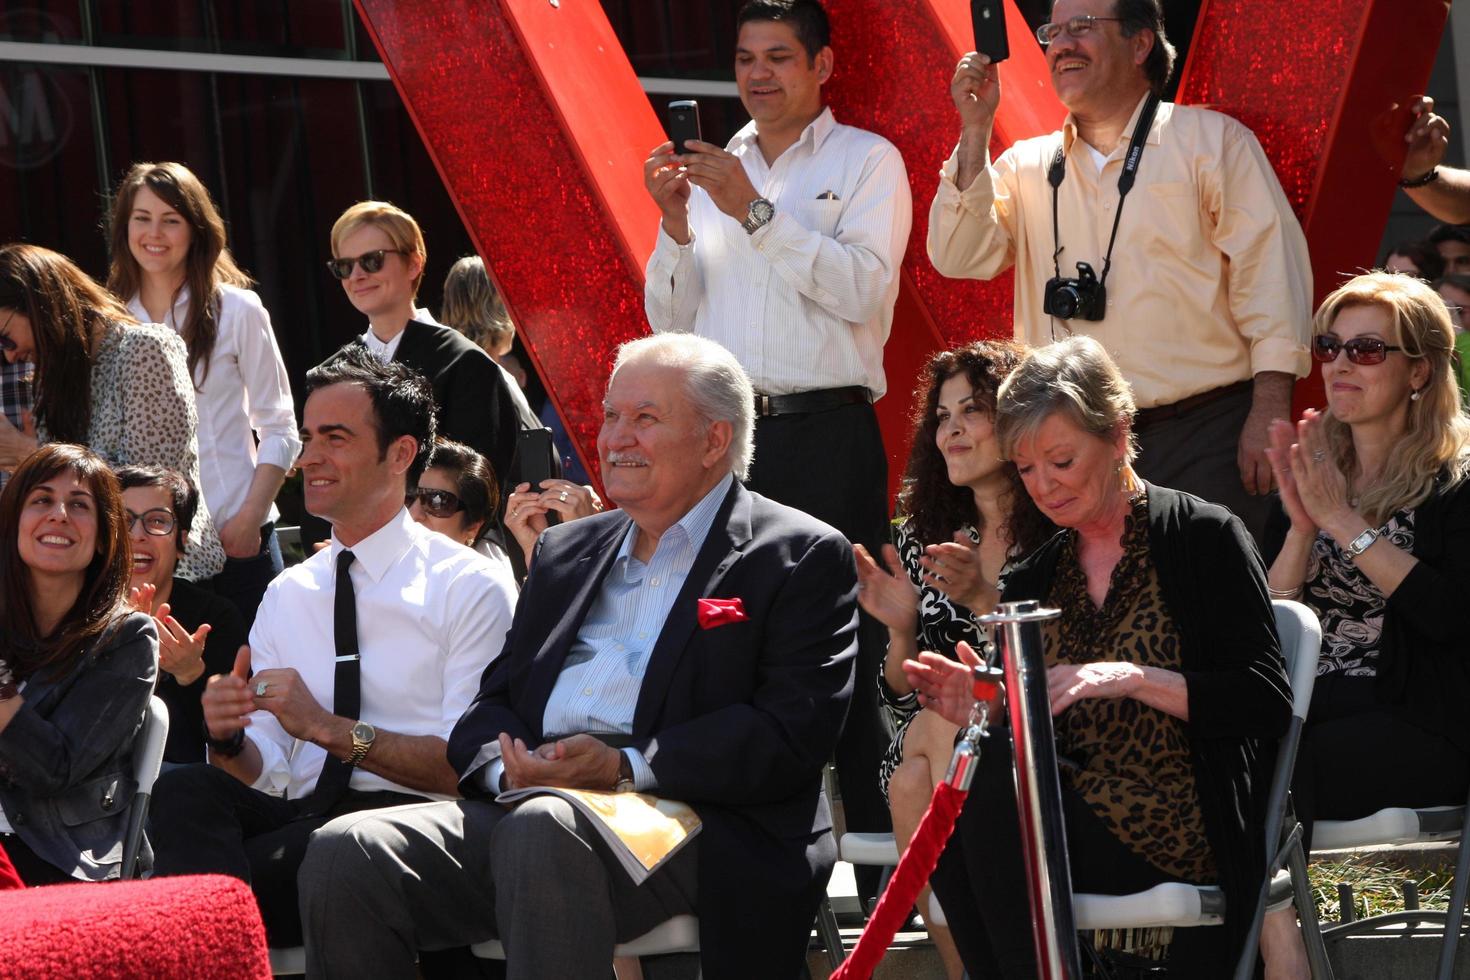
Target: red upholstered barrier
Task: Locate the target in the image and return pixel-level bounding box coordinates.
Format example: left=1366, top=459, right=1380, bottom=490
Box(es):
left=0, top=874, right=271, bottom=979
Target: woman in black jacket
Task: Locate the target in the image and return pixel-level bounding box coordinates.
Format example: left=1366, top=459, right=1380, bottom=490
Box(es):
left=907, top=336, right=1291, bottom=978
left=0, top=444, right=157, bottom=884
left=1258, top=271, right=1470, bottom=976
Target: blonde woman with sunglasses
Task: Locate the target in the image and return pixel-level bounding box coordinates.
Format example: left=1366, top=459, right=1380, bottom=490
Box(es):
left=106, top=162, right=300, bottom=629
left=1259, top=271, right=1470, bottom=977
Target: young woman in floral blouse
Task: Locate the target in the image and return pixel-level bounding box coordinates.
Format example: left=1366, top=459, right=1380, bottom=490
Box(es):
left=0, top=243, right=223, bottom=581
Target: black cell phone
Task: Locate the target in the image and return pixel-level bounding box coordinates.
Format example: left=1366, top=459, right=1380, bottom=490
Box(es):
left=971, top=0, right=1009, bottom=63
left=666, top=99, right=702, bottom=154
left=515, top=427, right=556, bottom=489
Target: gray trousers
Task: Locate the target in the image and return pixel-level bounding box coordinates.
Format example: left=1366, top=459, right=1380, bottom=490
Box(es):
left=298, top=797, right=698, bottom=980
left=1133, top=383, right=1271, bottom=544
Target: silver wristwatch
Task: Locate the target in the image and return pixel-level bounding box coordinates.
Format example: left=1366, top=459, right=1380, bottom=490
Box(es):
left=741, top=197, right=775, bottom=235
left=1343, top=526, right=1380, bottom=559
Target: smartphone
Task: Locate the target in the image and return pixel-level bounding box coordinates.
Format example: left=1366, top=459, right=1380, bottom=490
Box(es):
left=667, top=99, right=702, bottom=154
left=515, top=427, right=556, bottom=489
left=971, top=0, right=1009, bottom=63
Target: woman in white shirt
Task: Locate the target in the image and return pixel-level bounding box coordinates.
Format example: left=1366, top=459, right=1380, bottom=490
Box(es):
left=106, top=162, right=300, bottom=628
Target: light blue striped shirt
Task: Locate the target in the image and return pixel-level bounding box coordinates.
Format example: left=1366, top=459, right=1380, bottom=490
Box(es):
left=488, top=473, right=733, bottom=793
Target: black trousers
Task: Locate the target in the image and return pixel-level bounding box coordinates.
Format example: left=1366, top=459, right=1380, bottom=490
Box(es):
left=745, top=400, right=892, bottom=903
left=1294, top=673, right=1470, bottom=852
left=1134, top=384, right=1270, bottom=545
left=148, top=763, right=427, bottom=945
left=929, top=733, right=1225, bottom=978
left=0, top=833, right=72, bottom=886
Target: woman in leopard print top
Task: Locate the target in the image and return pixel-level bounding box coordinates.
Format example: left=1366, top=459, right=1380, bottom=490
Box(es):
left=0, top=245, right=223, bottom=580
left=909, top=337, right=1290, bottom=978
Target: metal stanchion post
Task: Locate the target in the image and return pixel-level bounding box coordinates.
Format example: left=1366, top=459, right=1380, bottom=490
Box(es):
left=979, top=599, right=1080, bottom=980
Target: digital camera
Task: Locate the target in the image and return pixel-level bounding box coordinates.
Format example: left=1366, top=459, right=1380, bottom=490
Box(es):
left=1043, top=261, right=1107, bottom=321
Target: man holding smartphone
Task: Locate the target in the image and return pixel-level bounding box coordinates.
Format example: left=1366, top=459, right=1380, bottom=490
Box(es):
left=928, top=0, right=1312, bottom=541
left=642, top=0, right=911, bottom=909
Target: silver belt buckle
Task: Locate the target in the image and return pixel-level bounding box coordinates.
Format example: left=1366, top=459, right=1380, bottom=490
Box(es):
left=756, top=393, right=772, bottom=417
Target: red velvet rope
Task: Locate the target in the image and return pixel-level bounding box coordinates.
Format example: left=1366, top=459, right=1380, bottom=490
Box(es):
left=0, top=841, right=23, bottom=890
left=830, top=780, right=968, bottom=979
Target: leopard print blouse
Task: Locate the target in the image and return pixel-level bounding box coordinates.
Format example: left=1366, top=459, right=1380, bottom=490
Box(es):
left=1042, top=492, right=1215, bottom=883
left=39, top=323, right=225, bottom=581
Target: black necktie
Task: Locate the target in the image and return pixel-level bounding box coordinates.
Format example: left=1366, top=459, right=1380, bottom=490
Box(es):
left=298, top=549, right=360, bottom=817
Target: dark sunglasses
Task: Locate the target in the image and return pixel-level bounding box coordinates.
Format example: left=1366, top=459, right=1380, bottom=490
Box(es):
left=406, top=487, right=465, bottom=519
left=1312, top=334, right=1403, bottom=365
left=326, top=249, right=406, bottom=280
left=126, top=508, right=177, bottom=536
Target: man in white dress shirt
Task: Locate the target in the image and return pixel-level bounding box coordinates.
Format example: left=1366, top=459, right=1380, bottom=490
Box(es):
left=641, top=0, right=910, bottom=898
left=148, top=345, right=517, bottom=948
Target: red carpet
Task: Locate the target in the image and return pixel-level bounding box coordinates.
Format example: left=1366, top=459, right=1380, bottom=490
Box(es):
left=0, top=874, right=271, bottom=979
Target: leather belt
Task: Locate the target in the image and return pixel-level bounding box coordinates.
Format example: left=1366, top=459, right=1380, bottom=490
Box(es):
left=753, top=386, right=872, bottom=418
left=1134, top=380, right=1251, bottom=429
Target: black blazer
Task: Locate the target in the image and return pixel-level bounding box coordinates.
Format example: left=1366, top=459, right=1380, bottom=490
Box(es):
left=357, top=319, right=519, bottom=487
left=0, top=613, right=157, bottom=880
left=448, top=481, right=858, bottom=979
left=1266, top=470, right=1470, bottom=751
left=1002, top=485, right=1291, bottom=966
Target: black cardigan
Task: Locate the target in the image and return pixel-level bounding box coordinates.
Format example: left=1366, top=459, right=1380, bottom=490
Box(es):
left=1265, top=471, right=1470, bottom=752
left=1002, top=484, right=1292, bottom=964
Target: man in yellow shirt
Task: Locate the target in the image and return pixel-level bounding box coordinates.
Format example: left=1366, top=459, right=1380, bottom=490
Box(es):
left=928, top=0, right=1311, bottom=538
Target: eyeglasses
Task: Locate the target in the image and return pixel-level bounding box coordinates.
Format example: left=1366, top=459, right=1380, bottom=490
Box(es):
left=406, top=487, right=465, bottom=519
left=1036, top=15, right=1124, bottom=45
left=326, top=249, right=406, bottom=280
left=126, top=508, right=177, bottom=536
left=1312, top=334, right=1404, bottom=365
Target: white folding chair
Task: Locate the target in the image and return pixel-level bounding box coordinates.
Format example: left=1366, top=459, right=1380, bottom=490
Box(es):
left=1289, top=778, right=1470, bottom=979
left=1070, top=600, right=1322, bottom=979
left=120, top=695, right=169, bottom=880
left=470, top=914, right=700, bottom=961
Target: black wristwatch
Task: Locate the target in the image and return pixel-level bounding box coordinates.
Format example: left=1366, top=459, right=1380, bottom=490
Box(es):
left=204, top=719, right=246, bottom=759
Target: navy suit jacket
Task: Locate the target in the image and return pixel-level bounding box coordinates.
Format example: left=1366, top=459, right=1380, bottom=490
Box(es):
left=448, top=480, right=858, bottom=978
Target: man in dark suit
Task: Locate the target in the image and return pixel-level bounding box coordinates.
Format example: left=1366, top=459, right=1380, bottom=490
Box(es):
left=300, top=333, right=858, bottom=979
left=327, top=201, right=519, bottom=486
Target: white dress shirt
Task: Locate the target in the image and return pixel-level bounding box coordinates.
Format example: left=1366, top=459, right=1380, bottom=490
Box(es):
left=645, top=107, right=912, bottom=398
left=244, top=508, right=516, bottom=800
left=361, top=325, right=406, bottom=362
left=484, top=474, right=732, bottom=793
left=128, top=284, right=301, bottom=526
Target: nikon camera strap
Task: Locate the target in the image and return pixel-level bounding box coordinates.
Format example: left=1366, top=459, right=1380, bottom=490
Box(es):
left=1047, top=93, right=1162, bottom=291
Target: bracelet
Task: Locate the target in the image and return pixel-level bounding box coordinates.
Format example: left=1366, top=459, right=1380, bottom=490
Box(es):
left=1267, top=586, right=1302, bottom=600
left=1399, top=167, right=1440, bottom=189
left=203, top=718, right=246, bottom=759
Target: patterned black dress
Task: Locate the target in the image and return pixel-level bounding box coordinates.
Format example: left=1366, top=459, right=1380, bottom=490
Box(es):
left=876, top=520, right=1001, bottom=803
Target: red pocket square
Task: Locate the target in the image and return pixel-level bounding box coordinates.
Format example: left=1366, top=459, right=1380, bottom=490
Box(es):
left=697, top=597, right=748, bottom=629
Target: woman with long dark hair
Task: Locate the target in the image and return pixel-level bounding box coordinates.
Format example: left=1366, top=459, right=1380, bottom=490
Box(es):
left=854, top=339, right=1051, bottom=978
left=107, top=162, right=299, bottom=625
left=0, top=443, right=158, bottom=884
left=0, top=242, right=223, bottom=581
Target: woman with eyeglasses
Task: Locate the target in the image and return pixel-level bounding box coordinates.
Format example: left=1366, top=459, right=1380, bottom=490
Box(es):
left=0, top=243, right=224, bottom=583
left=1258, top=272, right=1470, bottom=976
left=117, top=465, right=246, bottom=766
left=0, top=443, right=157, bottom=885
left=106, top=162, right=300, bottom=629
left=407, top=438, right=515, bottom=572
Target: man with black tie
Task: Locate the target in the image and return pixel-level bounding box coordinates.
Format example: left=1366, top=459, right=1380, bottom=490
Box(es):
left=326, top=200, right=520, bottom=489
left=300, top=334, right=858, bottom=979
left=148, top=345, right=517, bottom=947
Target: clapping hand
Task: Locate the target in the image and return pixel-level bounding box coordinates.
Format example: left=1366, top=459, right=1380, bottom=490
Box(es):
left=153, top=602, right=210, bottom=686
left=853, top=543, right=919, bottom=634
left=1284, top=409, right=1354, bottom=530
left=1264, top=418, right=1316, bottom=534
left=918, top=532, right=996, bottom=612
left=903, top=640, right=994, bottom=728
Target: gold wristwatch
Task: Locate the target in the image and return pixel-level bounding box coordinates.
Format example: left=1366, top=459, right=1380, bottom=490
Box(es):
left=347, top=721, right=376, bottom=766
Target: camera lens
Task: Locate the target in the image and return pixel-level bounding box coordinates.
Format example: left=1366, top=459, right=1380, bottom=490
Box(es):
left=1051, top=286, right=1080, bottom=320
